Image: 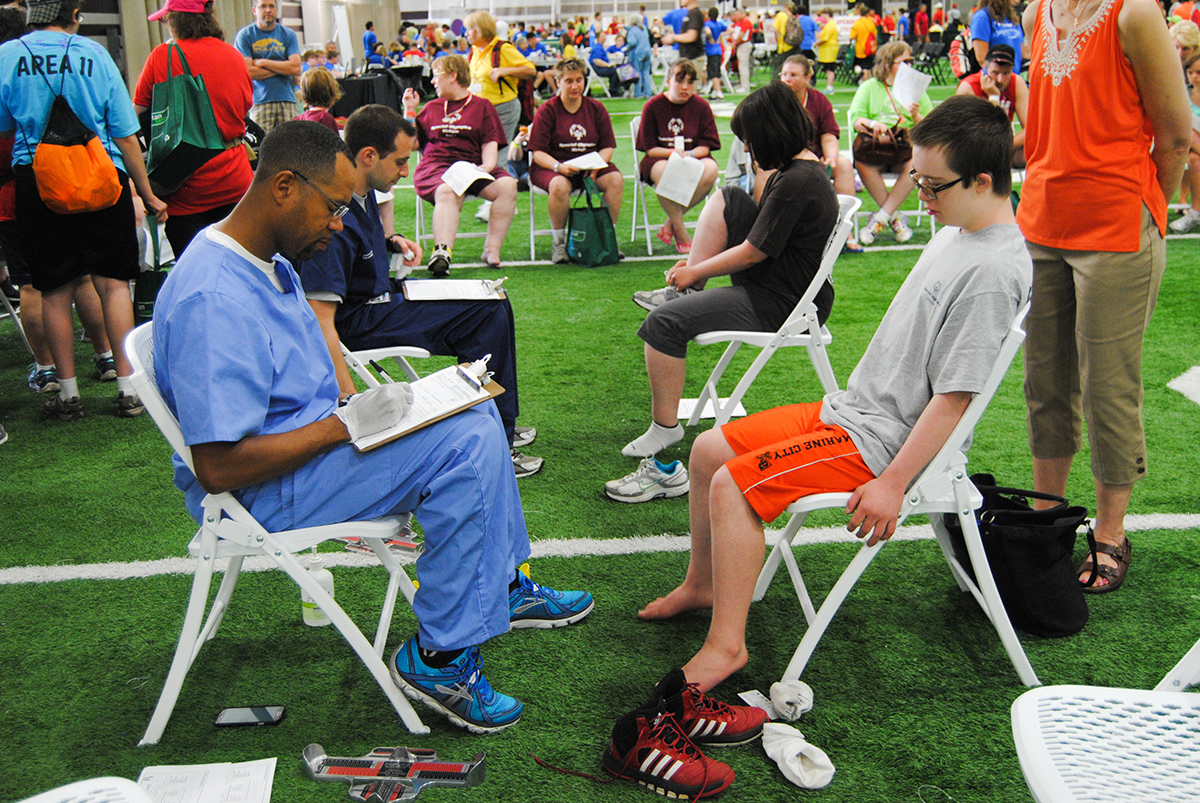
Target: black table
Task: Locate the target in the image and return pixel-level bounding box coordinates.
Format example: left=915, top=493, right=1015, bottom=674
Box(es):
left=330, top=73, right=402, bottom=117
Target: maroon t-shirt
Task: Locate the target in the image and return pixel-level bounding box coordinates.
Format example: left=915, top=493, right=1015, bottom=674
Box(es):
left=636, top=93, right=721, bottom=183
left=801, top=88, right=839, bottom=155
left=413, top=94, right=508, bottom=202
left=528, top=95, right=617, bottom=162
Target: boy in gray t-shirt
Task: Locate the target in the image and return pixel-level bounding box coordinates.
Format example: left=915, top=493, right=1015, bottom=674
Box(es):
left=637, top=96, right=1033, bottom=693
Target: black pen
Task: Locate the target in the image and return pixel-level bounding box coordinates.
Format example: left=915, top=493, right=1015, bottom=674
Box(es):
left=369, top=359, right=394, bottom=384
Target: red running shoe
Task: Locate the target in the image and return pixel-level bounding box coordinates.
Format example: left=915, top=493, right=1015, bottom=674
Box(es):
left=653, top=668, right=768, bottom=747
left=603, top=705, right=734, bottom=799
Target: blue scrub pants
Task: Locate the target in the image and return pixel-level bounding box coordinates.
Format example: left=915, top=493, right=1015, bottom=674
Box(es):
left=338, top=280, right=520, bottom=445
left=243, top=402, right=530, bottom=651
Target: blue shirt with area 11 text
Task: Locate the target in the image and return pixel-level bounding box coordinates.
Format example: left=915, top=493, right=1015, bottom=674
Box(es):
left=0, top=31, right=139, bottom=171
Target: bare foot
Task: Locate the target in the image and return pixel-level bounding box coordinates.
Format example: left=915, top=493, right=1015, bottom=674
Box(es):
left=638, top=583, right=712, bottom=620
left=681, top=644, right=749, bottom=693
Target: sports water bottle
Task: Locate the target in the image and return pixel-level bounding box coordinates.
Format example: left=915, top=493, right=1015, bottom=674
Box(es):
left=301, top=548, right=335, bottom=627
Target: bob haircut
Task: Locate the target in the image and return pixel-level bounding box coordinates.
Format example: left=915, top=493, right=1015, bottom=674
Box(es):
left=433, top=54, right=470, bottom=87
left=556, top=56, right=587, bottom=78
left=300, top=66, right=341, bottom=109
left=910, top=94, right=1013, bottom=196
left=464, top=10, right=497, bottom=43
left=729, top=81, right=814, bottom=171
left=872, top=40, right=912, bottom=82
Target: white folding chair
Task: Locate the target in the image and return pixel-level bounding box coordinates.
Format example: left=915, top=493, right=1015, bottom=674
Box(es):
left=683, top=195, right=861, bottom=427
left=17, top=777, right=153, bottom=803
left=528, top=182, right=583, bottom=261
left=752, top=302, right=1039, bottom=688
left=0, top=288, right=33, bottom=356
left=409, top=154, right=489, bottom=256
left=340, top=343, right=431, bottom=386
left=718, top=48, right=736, bottom=95
left=126, top=323, right=429, bottom=745
left=629, top=117, right=656, bottom=255
left=1011, top=636, right=1200, bottom=802
left=586, top=60, right=613, bottom=97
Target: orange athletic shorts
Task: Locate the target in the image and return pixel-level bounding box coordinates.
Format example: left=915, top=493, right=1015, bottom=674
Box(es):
left=723, top=402, right=876, bottom=522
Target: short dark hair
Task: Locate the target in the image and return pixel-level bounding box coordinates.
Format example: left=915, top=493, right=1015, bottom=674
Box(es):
left=783, top=53, right=812, bottom=74
left=254, top=120, right=352, bottom=187
left=670, top=58, right=698, bottom=82
left=365, top=20, right=373, bottom=29
left=730, top=81, right=814, bottom=171
left=0, top=6, right=29, bottom=42
left=707, top=6, right=718, bottom=19
left=166, top=8, right=223, bottom=41
left=910, top=94, right=1012, bottom=196
left=344, top=104, right=411, bottom=161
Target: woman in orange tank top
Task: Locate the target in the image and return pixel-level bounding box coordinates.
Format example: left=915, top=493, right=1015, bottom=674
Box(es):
left=1018, top=0, right=1190, bottom=593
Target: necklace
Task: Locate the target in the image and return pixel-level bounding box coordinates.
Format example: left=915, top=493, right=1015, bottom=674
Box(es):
left=1064, top=0, right=1088, bottom=28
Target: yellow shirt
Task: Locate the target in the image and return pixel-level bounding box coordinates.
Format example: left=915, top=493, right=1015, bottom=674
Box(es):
left=563, top=43, right=577, bottom=59
left=816, top=20, right=840, bottom=62
left=774, top=11, right=793, bottom=54
left=469, top=37, right=533, bottom=104
left=850, top=17, right=876, bottom=59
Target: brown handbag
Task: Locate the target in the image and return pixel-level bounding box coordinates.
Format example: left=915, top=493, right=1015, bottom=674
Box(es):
left=851, top=84, right=914, bottom=167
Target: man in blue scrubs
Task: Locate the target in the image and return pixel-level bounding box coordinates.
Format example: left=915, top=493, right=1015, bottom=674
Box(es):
left=298, top=105, right=543, bottom=478
left=152, top=120, right=591, bottom=734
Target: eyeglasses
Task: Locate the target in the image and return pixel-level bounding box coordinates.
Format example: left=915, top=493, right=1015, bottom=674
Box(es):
left=909, top=169, right=965, bottom=200
left=289, top=169, right=349, bottom=219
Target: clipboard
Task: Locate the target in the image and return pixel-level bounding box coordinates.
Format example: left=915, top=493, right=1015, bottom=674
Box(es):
left=401, top=279, right=508, bottom=301
left=352, top=364, right=505, bottom=452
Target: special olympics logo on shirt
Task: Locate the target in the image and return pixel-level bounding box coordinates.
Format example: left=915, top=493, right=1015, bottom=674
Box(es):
left=442, top=110, right=463, bottom=125
left=569, top=124, right=586, bottom=140
left=668, top=118, right=684, bottom=135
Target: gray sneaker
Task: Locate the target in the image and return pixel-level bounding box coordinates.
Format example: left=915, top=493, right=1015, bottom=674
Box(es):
left=92, top=353, right=117, bottom=381
left=1170, top=208, right=1200, bottom=233
left=512, top=448, right=545, bottom=478
left=604, top=458, right=690, bottom=503
left=116, top=392, right=146, bottom=418
left=44, top=394, right=84, bottom=421
left=632, top=286, right=696, bottom=312
left=551, top=242, right=569, bottom=264
left=513, top=425, right=537, bottom=448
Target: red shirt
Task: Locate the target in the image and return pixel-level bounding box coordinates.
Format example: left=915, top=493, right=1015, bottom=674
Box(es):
left=298, top=108, right=339, bottom=133
left=801, top=88, right=839, bottom=154
left=134, top=37, right=253, bottom=216
left=636, top=94, right=721, bottom=154
left=528, top=96, right=617, bottom=162
left=961, top=72, right=1016, bottom=121
left=914, top=10, right=929, bottom=35
left=412, top=93, right=507, bottom=200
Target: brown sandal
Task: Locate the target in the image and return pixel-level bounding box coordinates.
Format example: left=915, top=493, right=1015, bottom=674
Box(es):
left=1078, top=536, right=1131, bottom=595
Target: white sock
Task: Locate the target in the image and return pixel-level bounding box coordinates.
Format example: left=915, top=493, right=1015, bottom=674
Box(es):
left=552, top=228, right=566, bottom=246
left=37, top=362, right=54, bottom=372
left=59, top=377, right=78, bottom=400
left=116, top=376, right=134, bottom=395
left=874, top=210, right=891, bottom=225
left=95, top=350, right=113, bottom=360
left=622, top=421, right=684, bottom=458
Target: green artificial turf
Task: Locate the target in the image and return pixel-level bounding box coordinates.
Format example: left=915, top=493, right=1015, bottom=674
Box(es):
left=2, top=69, right=1200, bottom=802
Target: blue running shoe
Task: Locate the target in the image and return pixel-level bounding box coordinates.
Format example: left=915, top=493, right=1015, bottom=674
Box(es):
left=389, top=637, right=523, bottom=733
left=508, top=570, right=594, bottom=629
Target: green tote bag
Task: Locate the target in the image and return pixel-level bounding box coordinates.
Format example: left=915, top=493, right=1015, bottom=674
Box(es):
left=145, top=42, right=229, bottom=196
left=567, top=177, right=620, bottom=267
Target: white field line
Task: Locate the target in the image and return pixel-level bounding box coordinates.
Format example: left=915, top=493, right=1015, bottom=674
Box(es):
left=1168, top=366, right=1200, bottom=406
left=2, top=513, right=1198, bottom=587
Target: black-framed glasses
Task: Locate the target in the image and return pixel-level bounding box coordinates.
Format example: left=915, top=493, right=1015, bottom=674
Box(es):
left=289, top=169, right=350, bottom=219
left=909, top=169, right=965, bottom=200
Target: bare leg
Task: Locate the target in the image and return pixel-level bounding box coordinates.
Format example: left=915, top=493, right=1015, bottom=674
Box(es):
left=646, top=343, right=687, bottom=427
left=650, top=160, right=688, bottom=242
left=19, top=286, right=53, bottom=366
left=833, top=156, right=856, bottom=196
left=880, top=162, right=916, bottom=216
left=547, top=175, right=573, bottom=230
left=73, top=278, right=112, bottom=355
left=431, top=183, right=466, bottom=250
left=855, top=162, right=890, bottom=208
left=42, top=279, right=82, bottom=382
left=478, top=176, right=517, bottom=263
left=596, top=170, right=624, bottom=225
left=91, top=275, right=135, bottom=377
left=685, top=188, right=728, bottom=270
left=681, top=464, right=763, bottom=691
left=639, top=427, right=738, bottom=620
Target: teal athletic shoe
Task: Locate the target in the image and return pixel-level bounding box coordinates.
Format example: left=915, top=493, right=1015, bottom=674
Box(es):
left=389, top=637, right=523, bottom=733
left=508, top=570, right=594, bottom=629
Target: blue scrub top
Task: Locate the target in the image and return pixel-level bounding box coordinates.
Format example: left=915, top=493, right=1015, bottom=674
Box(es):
left=298, top=191, right=392, bottom=323
left=0, top=31, right=139, bottom=171
left=153, top=231, right=341, bottom=521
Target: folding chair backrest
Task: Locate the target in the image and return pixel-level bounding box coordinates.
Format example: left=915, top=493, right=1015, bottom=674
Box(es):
left=126, top=323, right=197, bottom=474
left=630, top=116, right=642, bottom=178
left=900, top=300, right=1031, bottom=518
left=777, top=194, right=861, bottom=335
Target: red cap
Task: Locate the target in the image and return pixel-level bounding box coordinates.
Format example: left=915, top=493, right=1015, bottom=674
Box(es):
left=149, top=0, right=210, bottom=22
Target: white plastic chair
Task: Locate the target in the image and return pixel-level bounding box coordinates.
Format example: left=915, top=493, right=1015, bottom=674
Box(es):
left=1011, top=637, right=1200, bottom=802
left=752, top=302, right=1040, bottom=687
left=17, top=777, right=152, bottom=803
left=718, top=48, right=736, bottom=95
left=586, top=60, right=613, bottom=97
left=682, top=194, right=861, bottom=427
left=126, top=323, right=429, bottom=745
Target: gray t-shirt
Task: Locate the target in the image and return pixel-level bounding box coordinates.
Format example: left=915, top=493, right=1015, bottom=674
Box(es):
left=822, top=223, right=1032, bottom=475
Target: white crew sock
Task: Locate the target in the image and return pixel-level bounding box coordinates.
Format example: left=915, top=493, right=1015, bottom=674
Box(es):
left=873, top=210, right=891, bottom=225
left=95, top=350, right=113, bottom=360
left=58, top=377, right=79, bottom=400
left=116, top=376, right=134, bottom=395
left=36, top=362, right=54, bottom=372
left=622, top=421, right=684, bottom=458
left=552, top=228, right=566, bottom=246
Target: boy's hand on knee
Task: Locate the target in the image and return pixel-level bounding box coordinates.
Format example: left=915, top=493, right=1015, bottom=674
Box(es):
left=845, top=477, right=904, bottom=547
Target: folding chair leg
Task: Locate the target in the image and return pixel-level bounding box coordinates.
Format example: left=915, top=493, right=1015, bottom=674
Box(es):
left=0, top=292, right=33, bottom=357
left=528, top=189, right=536, bottom=261
left=781, top=540, right=884, bottom=683
left=140, top=535, right=223, bottom=746
left=270, top=539, right=430, bottom=734
left=806, top=342, right=839, bottom=395
left=365, top=534, right=418, bottom=659
left=195, top=556, right=243, bottom=647
left=951, top=480, right=1040, bottom=687
left=686, top=342, right=742, bottom=427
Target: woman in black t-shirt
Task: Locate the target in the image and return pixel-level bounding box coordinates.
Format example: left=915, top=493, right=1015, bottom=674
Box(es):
left=611, top=82, right=839, bottom=474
